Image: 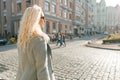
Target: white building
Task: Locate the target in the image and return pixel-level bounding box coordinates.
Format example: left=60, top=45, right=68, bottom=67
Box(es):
left=91, top=0, right=97, bottom=34
left=82, top=0, right=97, bottom=35
left=96, top=0, right=106, bottom=33
left=91, top=0, right=98, bottom=33
left=106, top=5, right=120, bottom=33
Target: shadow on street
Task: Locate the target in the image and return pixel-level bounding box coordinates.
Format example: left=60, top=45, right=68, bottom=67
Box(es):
left=0, top=44, right=17, bottom=52
left=0, top=63, right=9, bottom=73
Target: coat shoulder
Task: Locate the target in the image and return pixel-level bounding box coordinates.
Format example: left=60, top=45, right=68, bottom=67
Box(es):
left=30, top=36, right=44, bottom=43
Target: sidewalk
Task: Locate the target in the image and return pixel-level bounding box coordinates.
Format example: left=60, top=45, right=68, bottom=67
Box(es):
left=85, top=40, right=120, bottom=51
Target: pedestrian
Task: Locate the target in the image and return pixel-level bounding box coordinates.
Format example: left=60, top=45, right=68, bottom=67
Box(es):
left=62, top=33, right=66, bottom=46
left=59, top=33, right=63, bottom=47
left=52, top=33, right=56, bottom=42
left=56, top=32, right=63, bottom=47
left=16, top=5, right=55, bottom=80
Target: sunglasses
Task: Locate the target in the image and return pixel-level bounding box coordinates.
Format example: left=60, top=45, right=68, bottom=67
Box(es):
left=41, top=17, right=44, bottom=19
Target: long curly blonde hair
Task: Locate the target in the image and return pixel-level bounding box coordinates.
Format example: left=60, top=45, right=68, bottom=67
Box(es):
left=17, top=5, right=45, bottom=48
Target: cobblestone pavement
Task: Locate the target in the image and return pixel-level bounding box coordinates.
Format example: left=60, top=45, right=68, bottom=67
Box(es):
left=0, top=38, right=120, bottom=80
left=52, top=41, right=120, bottom=80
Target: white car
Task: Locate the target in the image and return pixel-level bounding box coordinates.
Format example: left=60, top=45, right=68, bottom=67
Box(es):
left=104, top=32, right=109, bottom=35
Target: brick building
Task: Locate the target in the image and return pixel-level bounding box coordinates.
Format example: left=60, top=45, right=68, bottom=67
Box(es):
left=44, top=0, right=74, bottom=34
left=0, top=0, right=74, bottom=37
left=0, top=0, right=97, bottom=37
left=0, top=0, right=12, bottom=38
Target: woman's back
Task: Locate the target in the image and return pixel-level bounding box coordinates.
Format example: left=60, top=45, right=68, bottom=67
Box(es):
left=16, top=36, right=55, bottom=80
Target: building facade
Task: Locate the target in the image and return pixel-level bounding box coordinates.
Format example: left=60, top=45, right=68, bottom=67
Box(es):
left=11, top=0, right=43, bottom=36
left=0, top=0, right=2, bottom=36
left=72, top=0, right=86, bottom=36
left=80, top=0, right=97, bottom=36
left=1, top=0, right=95, bottom=37
left=0, top=0, right=110, bottom=37
left=106, top=5, right=120, bottom=33
left=0, top=0, right=13, bottom=38
left=44, top=0, right=73, bottom=34
left=96, top=0, right=106, bottom=33
left=86, top=0, right=96, bottom=35
left=92, top=0, right=97, bottom=33
left=0, top=0, right=75, bottom=37
left=72, top=0, right=96, bottom=36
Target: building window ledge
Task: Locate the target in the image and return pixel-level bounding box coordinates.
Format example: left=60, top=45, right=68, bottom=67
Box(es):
left=52, top=14, right=56, bottom=17
left=3, top=24, right=7, bottom=27
left=3, top=10, right=7, bottom=13
left=17, top=13, right=22, bottom=16
left=16, top=0, right=21, bottom=3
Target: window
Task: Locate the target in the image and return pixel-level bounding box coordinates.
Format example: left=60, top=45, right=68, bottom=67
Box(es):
left=17, top=3, right=22, bottom=13
left=58, top=23, right=62, bottom=32
left=26, top=0, right=31, bottom=7
left=64, top=11, right=67, bottom=18
left=53, top=22, right=56, bottom=29
left=3, top=1, right=6, bottom=10
left=16, top=20, right=20, bottom=30
left=45, top=1, right=50, bottom=11
left=3, top=16, right=7, bottom=24
left=60, top=0, right=62, bottom=3
left=76, top=15, right=80, bottom=21
left=12, top=0, right=14, bottom=15
left=46, top=0, right=50, bottom=2
left=70, top=2, right=72, bottom=8
left=52, top=0, right=56, bottom=2
left=70, top=26, right=72, bottom=30
left=65, top=25, right=67, bottom=29
left=60, top=0, right=63, bottom=3
left=65, top=0, right=67, bottom=6
left=59, top=8, right=62, bottom=17
left=76, top=7, right=79, bottom=11
left=69, top=13, right=72, bottom=19
left=52, top=4, right=56, bottom=13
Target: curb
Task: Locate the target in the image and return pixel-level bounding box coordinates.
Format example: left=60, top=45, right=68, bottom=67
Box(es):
left=85, top=44, right=120, bottom=51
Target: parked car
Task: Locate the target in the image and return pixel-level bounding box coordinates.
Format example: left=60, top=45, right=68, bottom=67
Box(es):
left=0, top=37, right=8, bottom=45
left=104, top=32, right=109, bottom=35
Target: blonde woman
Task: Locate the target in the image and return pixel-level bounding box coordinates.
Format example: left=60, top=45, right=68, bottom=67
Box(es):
left=16, top=5, right=55, bottom=80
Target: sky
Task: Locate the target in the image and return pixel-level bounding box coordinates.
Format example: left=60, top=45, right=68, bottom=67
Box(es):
left=96, top=0, right=120, bottom=7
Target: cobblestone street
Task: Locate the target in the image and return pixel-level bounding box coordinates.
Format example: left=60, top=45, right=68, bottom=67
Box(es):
left=0, top=38, right=120, bottom=80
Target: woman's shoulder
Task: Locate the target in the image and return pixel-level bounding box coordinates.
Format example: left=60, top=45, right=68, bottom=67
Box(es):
left=30, top=33, right=50, bottom=44
left=30, top=36, right=44, bottom=44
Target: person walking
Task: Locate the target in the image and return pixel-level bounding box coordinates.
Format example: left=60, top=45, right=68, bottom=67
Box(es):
left=16, top=5, right=55, bottom=80
left=56, top=32, right=62, bottom=47
left=62, top=33, right=66, bottom=46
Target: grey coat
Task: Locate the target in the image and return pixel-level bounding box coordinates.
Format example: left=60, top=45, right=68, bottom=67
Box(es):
left=16, top=37, right=55, bottom=80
